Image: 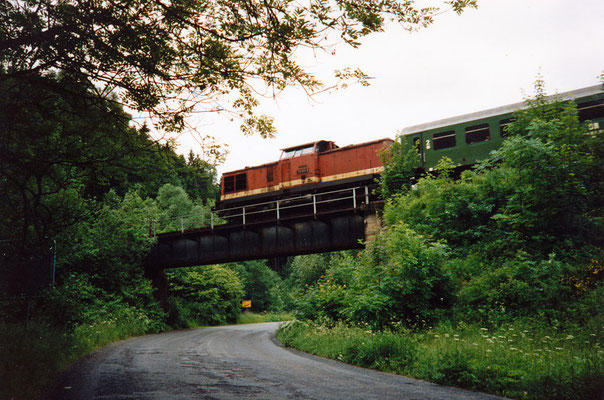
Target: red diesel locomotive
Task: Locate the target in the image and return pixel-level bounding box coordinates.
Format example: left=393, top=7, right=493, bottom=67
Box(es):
left=216, top=138, right=393, bottom=210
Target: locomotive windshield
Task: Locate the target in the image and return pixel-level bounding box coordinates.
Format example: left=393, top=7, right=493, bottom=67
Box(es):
left=279, top=140, right=337, bottom=159
left=280, top=144, right=314, bottom=159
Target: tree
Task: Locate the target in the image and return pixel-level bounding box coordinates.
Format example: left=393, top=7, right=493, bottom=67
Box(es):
left=379, top=137, right=421, bottom=198
left=0, top=73, right=219, bottom=300
left=229, top=260, right=284, bottom=312
left=0, top=73, right=140, bottom=248
left=1, top=0, right=476, bottom=135
left=491, top=81, right=602, bottom=245
left=378, top=81, right=603, bottom=325
left=166, top=265, right=244, bottom=326
left=0, top=74, right=217, bottom=249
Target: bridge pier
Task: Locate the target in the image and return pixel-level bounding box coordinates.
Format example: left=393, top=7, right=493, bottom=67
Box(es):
left=144, top=264, right=168, bottom=309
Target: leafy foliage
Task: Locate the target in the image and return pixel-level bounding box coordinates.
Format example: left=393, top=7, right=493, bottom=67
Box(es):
left=292, top=231, right=453, bottom=330
left=345, top=224, right=453, bottom=330
left=228, top=260, right=285, bottom=312
left=0, top=73, right=218, bottom=267
left=1, top=0, right=476, bottom=134
left=379, top=137, right=421, bottom=198
left=166, top=265, right=244, bottom=327
left=381, top=90, right=603, bottom=326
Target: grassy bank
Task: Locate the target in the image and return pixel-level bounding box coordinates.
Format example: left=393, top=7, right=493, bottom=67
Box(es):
left=277, top=320, right=604, bottom=400
left=237, top=311, right=294, bottom=324
left=0, top=316, right=156, bottom=400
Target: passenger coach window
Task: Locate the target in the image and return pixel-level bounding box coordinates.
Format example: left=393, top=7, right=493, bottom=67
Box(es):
left=465, top=123, right=490, bottom=144
left=499, top=118, right=515, bottom=137
left=577, top=100, right=604, bottom=122
left=432, top=130, right=456, bottom=150
left=413, top=137, right=421, bottom=151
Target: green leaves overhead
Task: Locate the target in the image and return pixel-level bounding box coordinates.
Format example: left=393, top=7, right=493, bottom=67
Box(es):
left=1, top=0, right=476, bottom=134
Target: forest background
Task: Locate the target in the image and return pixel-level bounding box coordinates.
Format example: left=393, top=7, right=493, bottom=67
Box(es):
left=1, top=1, right=602, bottom=399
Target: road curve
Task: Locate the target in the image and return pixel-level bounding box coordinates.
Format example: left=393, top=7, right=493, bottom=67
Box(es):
left=44, top=322, right=506, bottom=400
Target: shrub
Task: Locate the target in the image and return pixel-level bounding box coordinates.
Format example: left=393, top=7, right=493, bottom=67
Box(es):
left=166, top=264, right=244, bottom=327
left=228, top=260, right=285, bottom=312
left=345, top=224, right=454, bottom=330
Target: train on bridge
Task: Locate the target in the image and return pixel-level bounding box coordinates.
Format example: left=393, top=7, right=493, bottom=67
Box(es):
left=215, top=85, right=604, bottom=214
left=147, top=85, right=603, bottom=271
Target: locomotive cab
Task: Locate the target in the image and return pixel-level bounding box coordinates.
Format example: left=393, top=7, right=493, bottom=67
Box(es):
left=278, top=141, right=338, bottom=189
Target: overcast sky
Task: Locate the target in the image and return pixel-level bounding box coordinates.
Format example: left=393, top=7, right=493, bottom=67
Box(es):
left=174, top=0, right=604, bottom=176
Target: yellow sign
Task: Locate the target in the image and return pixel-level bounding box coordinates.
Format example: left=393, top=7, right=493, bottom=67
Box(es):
left=242, top=300, right=252, bottom=308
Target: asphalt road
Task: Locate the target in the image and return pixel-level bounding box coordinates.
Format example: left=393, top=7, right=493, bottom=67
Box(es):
left=44, top=322, right=506, bottom=400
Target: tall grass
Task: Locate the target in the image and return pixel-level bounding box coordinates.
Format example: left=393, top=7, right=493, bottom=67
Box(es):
left=0, top=315, right=158, bottom=400
left=0, top=322, right=74, bottom=400
left=277, top=320, right=604, bottom=400
left=237, top=311, right=295, bottom=324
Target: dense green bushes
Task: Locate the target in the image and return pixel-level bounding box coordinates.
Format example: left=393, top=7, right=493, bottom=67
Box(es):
left=278, top=84, right=604, bottom=399
left=228, top=260, right=285, bottom=312
left=289, top=226, right=453, bottom=330
left=166, top=265, right=244, bottom=327
left=288, top=86, right=603, bottom=332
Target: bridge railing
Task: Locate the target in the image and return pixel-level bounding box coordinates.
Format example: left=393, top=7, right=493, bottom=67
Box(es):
left=149, top=185, right=372, bottom=236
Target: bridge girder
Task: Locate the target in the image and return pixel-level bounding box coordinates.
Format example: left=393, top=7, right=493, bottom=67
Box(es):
left=146, top=213, right=368, bottom=270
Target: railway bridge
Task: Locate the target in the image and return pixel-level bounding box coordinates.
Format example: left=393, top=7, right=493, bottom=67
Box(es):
left=145, top=186, right=381, bottom=304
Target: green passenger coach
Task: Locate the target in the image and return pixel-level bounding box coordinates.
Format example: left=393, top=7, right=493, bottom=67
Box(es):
left=399, top=85, right=604, bottom=172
